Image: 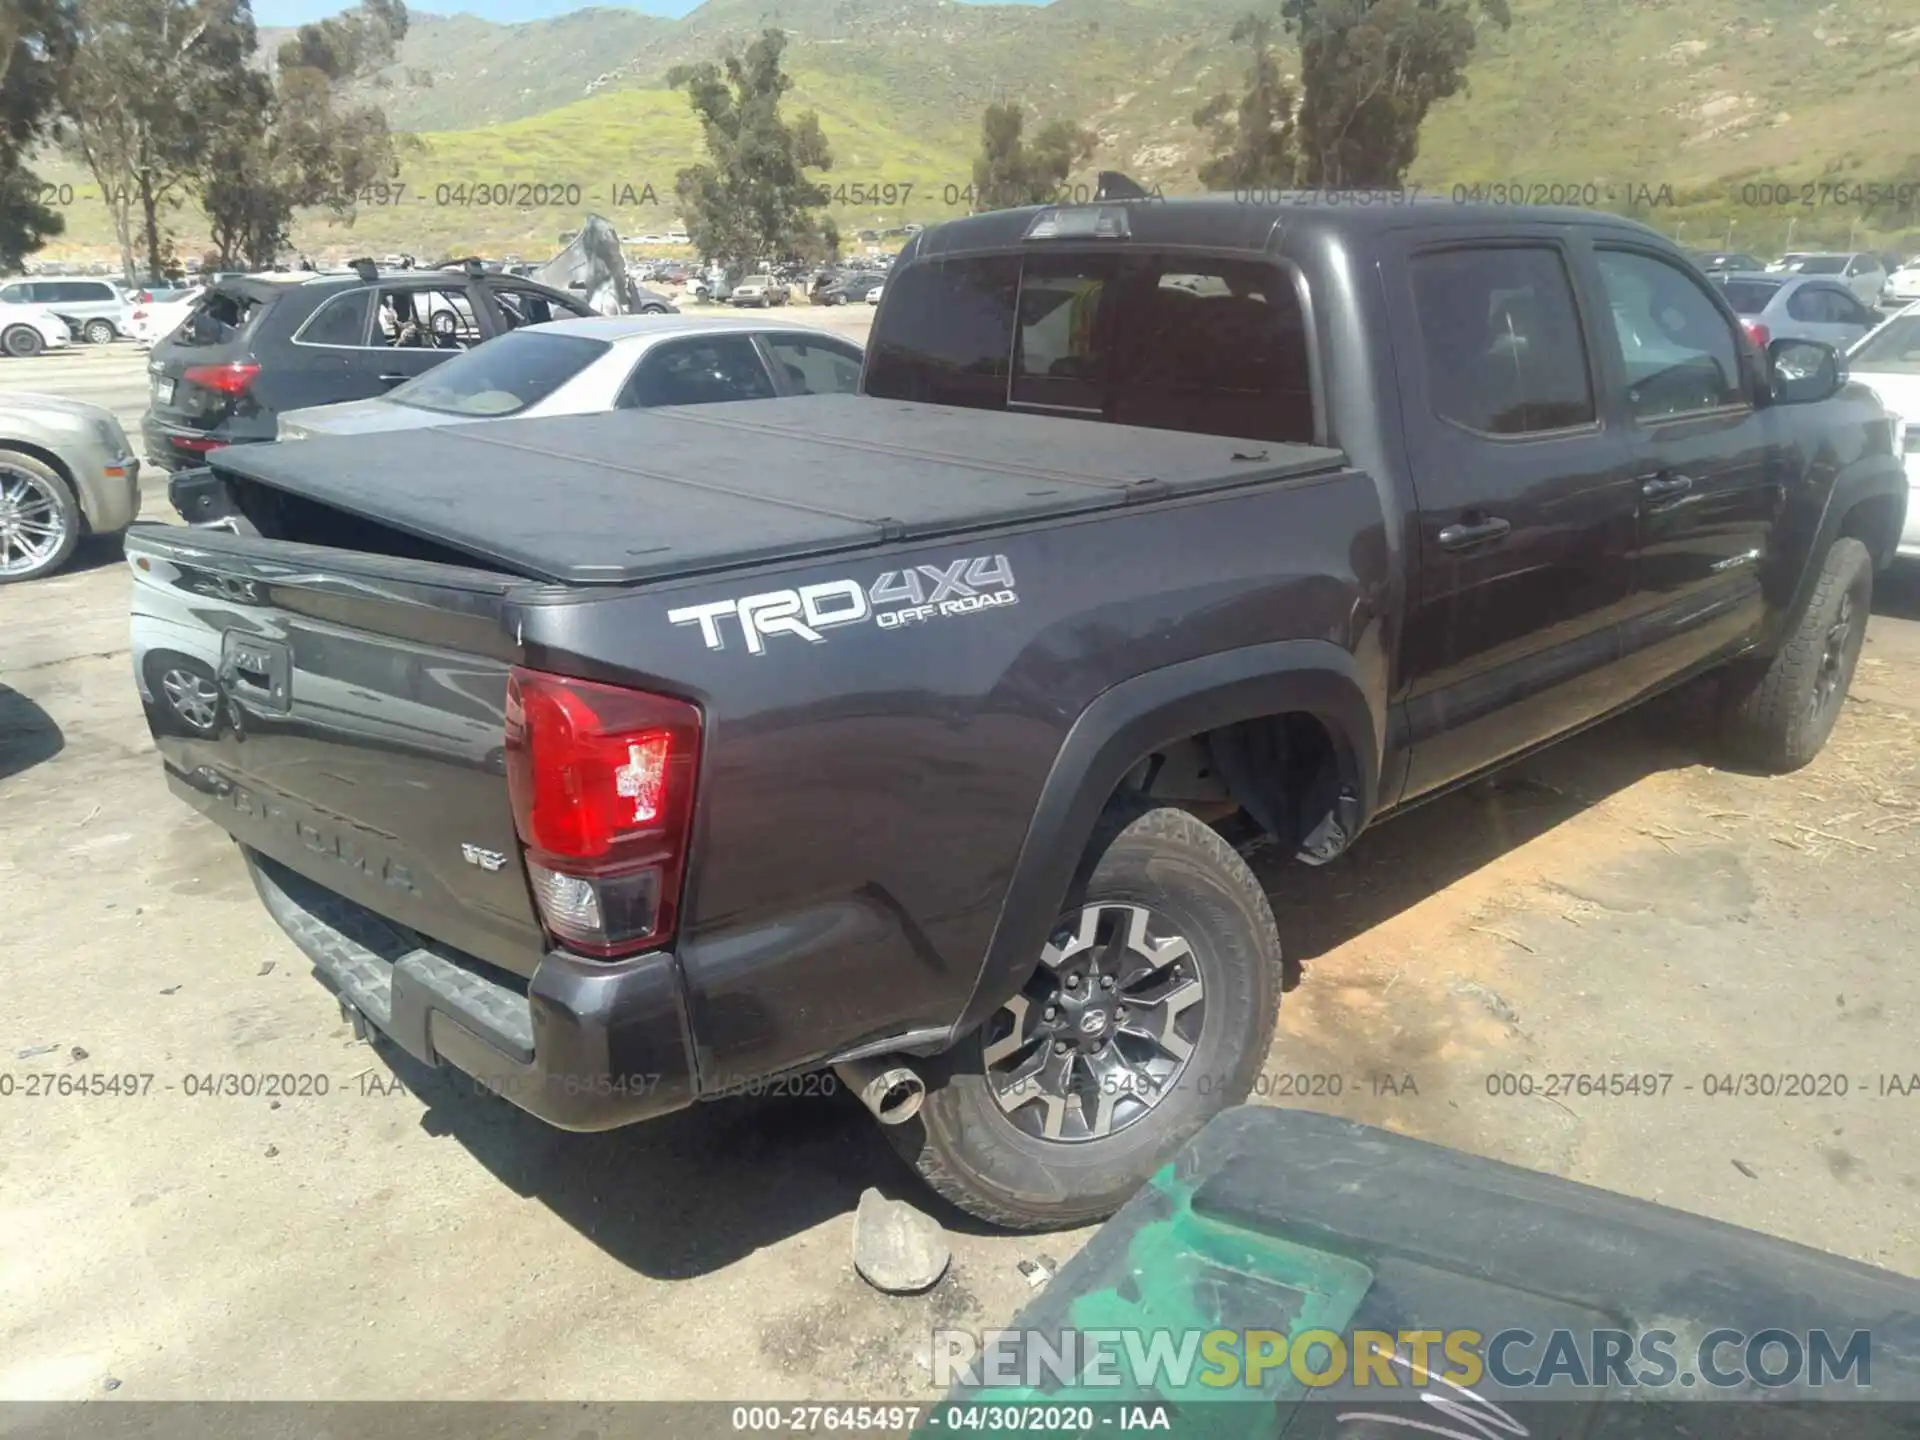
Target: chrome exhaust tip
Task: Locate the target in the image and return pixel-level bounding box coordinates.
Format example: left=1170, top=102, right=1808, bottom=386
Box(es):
left=835, top=1057, right=926, bottom=1125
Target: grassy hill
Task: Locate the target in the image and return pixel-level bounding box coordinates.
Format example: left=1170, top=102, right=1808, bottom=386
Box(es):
left=27, top=0, right=1920, bottom=264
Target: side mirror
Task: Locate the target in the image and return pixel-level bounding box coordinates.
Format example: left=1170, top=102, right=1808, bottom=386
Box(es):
left=1768, top=338, right=1844, bottom=405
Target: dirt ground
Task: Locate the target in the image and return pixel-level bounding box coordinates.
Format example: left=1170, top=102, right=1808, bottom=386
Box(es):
left=3, top=339, right=1918, bottom=1402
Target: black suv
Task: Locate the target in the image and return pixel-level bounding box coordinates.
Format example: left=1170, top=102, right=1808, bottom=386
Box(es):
left=142, top=263, right=595, bottom=472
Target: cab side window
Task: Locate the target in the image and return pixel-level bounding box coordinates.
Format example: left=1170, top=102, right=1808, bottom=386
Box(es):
left=1409, top=245, right=1596, bottom=436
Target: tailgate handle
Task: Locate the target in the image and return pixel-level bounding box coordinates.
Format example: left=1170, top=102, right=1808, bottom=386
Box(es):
left=220, top=634, right=292, bottom=714
left=377, top=372, right=408, bottom=385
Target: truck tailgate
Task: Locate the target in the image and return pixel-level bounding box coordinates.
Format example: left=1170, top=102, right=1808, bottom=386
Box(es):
left=127, top=523, right=546, bottom=978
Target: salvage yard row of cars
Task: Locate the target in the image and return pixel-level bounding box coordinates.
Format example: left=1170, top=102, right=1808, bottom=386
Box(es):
left=20, top=192, right=1913, bottom=1234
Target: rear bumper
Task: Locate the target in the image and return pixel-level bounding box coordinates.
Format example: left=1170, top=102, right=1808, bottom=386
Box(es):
left=141, top=417, right=267, bottom=473
left=242, top=846, right=699, bottom=1131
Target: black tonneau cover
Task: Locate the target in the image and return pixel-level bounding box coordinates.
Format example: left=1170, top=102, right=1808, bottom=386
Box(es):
left=210, top=394, right=1345, bottom=585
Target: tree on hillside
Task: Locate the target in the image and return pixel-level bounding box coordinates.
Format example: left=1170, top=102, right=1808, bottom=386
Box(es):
left=1196, top=0, right=1509, bottom=192
left=970, top=102, right=1096, bottom=212
left=1, top=0, right=81, bottom=269
left=60, top=0, right=258, bottom=280
left=667, top=29, right=832, bottom=277
left=196, top=0, right=411, bottom=268
left=1283, top=0, right=1510, bottom=187
left=1192, top=14, right=1297, bottom=190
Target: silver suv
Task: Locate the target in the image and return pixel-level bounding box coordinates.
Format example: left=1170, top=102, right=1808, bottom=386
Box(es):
left=0, top=277, right=132, bottom=344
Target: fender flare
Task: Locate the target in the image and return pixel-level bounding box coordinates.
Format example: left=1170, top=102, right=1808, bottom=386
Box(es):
left=1777, top=452, right=1907, bottom=637
left=951, top=640, right=1383, bottom=1036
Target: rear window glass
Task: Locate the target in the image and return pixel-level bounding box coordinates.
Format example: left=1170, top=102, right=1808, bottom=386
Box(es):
left=1850, top=315, right=1920, bottom=372
left=1717, top=280, right=1781, bottom=315
left=1110, top=260, right=1313, bottom=443
left=864, top=255, right=1021, bottom=408
left=866, top=250, right=1315, bottom=443
left=176, top=288, right=268, bottom=346
left=1796, top=256, right=1848, bottom=275
left=388, top=330, right=611, bottom=416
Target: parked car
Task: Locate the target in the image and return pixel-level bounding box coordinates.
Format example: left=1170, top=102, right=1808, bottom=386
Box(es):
left=123, top=196, right=1905, bottom=1229
left=128, top=287, right=205, bottom=348
left=266, top=318, right=862, bottom=442
left=1883, top=257, right=1920, bottom=307
left=0, top=299, right=75, bottom=358
left=1766, top=253, right=1812, bottom=273
left=729, top=274, right=790, bottom=308
left=812, top=270, right=885, bottom=306
left=1844, top=302, right=1920, bottom=561
left=1689, top=250, right=1765, bottom=275
left=141, top=263, right=595, bottom=473
left=1788, top=253, right=1889, bottom=307
left=866, top=283, right=884, bottom=305
left=0, top=393, right=140, bottom=582
left=1713, top=272, right=1883, bottom=351
left=0, top=276, right=131, bottom=344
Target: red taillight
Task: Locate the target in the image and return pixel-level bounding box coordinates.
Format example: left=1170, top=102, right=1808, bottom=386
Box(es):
left=183, top=361, right=260, bottom=395
left=169, top=435, right=227, bottom=453
left=1741, top=319, right=1771, bottom=350
left=503, top=667, right=701, bottom=959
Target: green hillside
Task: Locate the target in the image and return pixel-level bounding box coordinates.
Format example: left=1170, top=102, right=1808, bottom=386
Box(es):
left=27, top=0, right=1920, bottom=264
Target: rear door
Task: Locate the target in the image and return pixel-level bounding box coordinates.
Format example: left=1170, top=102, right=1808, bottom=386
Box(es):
left=1586, top=242, right=1784, bottom=687
left=1385, top=231, right=1642, bottom=799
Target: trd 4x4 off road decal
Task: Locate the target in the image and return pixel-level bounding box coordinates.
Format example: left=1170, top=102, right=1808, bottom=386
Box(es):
left=668, top=554, right=1017, bottom=655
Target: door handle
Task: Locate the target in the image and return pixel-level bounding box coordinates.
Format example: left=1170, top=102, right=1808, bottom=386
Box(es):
left=1437, top=516, right=1512, bottom=550
left=1639, top=471, right=1693, bottom=501
left=377, top=372, right=408, bottom=385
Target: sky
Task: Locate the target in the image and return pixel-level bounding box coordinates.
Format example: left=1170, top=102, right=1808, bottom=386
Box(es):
left=252, top=0, right=1043, bottom=24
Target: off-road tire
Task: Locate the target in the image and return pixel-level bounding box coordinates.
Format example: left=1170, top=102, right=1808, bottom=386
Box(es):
left=1720, top=537, right=1872, bottom=772
left=886, top=803, right=1283, bottom=1230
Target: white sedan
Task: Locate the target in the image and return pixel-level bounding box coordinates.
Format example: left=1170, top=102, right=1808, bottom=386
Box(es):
left=1846, top=301, right=1920, bottom=559
left=0, top=301, right=74, bottom=358
left=273, top=314, right=865, bottom=440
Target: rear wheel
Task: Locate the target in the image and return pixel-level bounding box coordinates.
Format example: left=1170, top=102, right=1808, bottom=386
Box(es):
left=0, top=451, right=80, bottom=583
left=887, top=804, right=1282, bottom=1230
left=1720, top=536, right=1872, bottom=772
left=2, top=325, right=44, bottom=359
left=83, top=318, right=116, bottom=345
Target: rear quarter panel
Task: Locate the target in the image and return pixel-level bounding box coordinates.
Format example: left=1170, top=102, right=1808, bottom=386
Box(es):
left=517, top=472, right=1392, bottom=1090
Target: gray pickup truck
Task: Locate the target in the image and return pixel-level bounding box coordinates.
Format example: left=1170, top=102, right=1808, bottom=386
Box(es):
left=129, top=197, right=1906, bottom=1229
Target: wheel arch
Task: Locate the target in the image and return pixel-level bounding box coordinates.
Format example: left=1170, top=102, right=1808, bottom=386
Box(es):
left=953, top=640, right=1382, bottom=1036
left=1775, top=451, right=1907, bottom=640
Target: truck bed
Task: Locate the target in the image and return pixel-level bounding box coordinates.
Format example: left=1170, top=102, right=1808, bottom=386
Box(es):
left=209, top=394, right=1345, bottom=585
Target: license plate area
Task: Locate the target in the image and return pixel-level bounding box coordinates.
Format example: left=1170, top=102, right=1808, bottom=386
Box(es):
left=221, top=632, right=292, bottom=716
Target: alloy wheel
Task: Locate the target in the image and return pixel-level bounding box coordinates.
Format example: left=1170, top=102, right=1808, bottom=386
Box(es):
left=983, top=902, right=1205, bottom=1143
left=0, top=465, right=71, bottom=577
left=1812, top=587, right=1862, bottom=722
